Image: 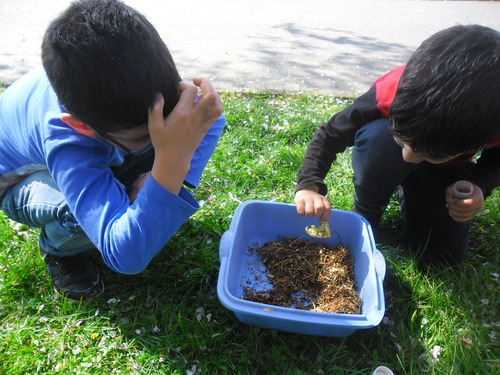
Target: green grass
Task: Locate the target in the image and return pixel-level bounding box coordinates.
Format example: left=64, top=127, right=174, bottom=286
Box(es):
left=0, top=89, right=498, bottom=374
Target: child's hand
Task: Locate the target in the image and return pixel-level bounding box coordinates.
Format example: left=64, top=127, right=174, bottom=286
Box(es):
left=295, top=185, right=331, bottom=222
left=148, top=78, right=223, bottom=194
left=445, top=182, right=484, bottom=222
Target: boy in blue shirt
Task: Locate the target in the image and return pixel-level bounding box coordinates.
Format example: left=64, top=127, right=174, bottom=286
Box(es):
left=0, top=0, right=225, bottom=300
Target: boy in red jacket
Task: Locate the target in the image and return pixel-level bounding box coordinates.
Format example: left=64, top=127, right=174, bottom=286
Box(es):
left=295, top=25, right=499, bottom=265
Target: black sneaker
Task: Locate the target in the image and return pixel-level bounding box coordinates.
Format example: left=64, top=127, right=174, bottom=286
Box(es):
left=42, top=252, right=104, bottom=301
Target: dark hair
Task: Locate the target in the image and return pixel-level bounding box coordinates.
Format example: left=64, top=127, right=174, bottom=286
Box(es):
left=42, top=0, right=181, bottom=132
left=390, top=25, right=500, bottom=158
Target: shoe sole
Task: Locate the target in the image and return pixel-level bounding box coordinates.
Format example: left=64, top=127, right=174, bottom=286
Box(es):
left=53, top=277, right=105, bottom=302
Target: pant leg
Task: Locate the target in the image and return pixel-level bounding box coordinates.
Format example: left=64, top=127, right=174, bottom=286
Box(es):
left=0, top=171, right=94, bottom=256
left=351, top=118, right=416, bottom=226
left=401, top=162, right=474, bottom=265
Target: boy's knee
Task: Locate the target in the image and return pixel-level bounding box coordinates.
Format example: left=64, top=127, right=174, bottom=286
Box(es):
left=402, top=215, right=470, bottom=266
left=352, top=119, right=402, bottom=171
left=354, top=119, right=392, bottom=149
left=407, top=238, right=469, bottom=267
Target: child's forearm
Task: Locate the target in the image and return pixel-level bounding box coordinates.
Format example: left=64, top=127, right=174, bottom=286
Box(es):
left=151, top=159, right=189, bottom=195
left=147, top=79, right=223, bottom=195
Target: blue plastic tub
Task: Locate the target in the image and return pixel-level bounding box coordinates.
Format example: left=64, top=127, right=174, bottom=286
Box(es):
left=217, top=200, right=386, bottom=337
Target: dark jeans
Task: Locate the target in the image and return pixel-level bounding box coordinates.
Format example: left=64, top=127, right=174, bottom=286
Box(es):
left=351, top=119, right=473, bottom=265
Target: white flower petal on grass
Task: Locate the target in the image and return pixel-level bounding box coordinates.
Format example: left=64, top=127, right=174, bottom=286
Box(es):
left=196, top=306, right=206, bottom=322
left=459, top=338, right=473, bottom=346
left=430, top=345, right=442, bottom=360
left=229, top=192, right=242, bottom=203
left=382, top=316, right=394, bottom=326
left=481, top=299, right=490, bottom=305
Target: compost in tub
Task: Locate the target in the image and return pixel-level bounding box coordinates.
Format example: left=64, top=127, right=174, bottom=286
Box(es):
left=217, top=200, right=386, bottom=337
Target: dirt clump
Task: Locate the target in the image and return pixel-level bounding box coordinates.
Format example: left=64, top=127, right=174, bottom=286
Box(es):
left=242, top=237, right=361, bottom=314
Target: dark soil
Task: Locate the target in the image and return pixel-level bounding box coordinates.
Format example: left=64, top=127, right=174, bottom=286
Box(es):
left=242, top=237, right=362, bottom=314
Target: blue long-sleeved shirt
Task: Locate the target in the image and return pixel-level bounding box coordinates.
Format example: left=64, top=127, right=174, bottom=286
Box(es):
left=0, top=69, right=225, bottom=274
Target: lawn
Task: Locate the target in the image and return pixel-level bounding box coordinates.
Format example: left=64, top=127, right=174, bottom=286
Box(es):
left=0, top=89, right=498, bottom=374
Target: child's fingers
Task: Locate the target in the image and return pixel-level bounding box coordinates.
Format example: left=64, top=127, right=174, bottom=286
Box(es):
left=316, top=203, right=331, bottom=222
left=176, top=82, right=200, bottom=111
left=197, top=79, right=222, bottom=110
left=318, top=201, right=331, bottom=222
left=295, top=189, right=331, bottom=221
left=176, top=80, right=221, bottom=126
left=295, top=200, right=306, bottom=216
left=191, top=78, right=222, bottom=106
left=447, top=199, right=481, bottom=222
left=449, top=212, right=474, bottom=222
left=148, top=93, right=165, bottom=130
left=296, top=196, right=315, bottom=218
left=304, top=198, right=330, bottom=220
left=303, top=201, right=316, bottom=218
left=191, top=77, right=206, bottom=89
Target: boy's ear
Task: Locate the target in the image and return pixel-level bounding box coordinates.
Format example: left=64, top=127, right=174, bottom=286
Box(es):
left=60, top=113, right=95, bottom=137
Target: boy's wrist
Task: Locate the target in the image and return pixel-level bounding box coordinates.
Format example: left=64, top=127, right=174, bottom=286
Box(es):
left=151, top=159, right=190, bottom=195
left=299, top=184, right=320, bottom=194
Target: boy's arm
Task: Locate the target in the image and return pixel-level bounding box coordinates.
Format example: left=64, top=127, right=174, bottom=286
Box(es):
left=296, top=85, right=381, bottom=196
left=445, top=145, right=499, bottom=223
left=149, top=79, right=223, bottom=195
left=184, top=111, right=225, bottom=188
left=127, top=110, right=225, bottom=202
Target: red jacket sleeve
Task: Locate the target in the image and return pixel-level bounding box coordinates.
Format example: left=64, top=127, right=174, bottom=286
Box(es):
left=296, top=66, right=405, bottom=195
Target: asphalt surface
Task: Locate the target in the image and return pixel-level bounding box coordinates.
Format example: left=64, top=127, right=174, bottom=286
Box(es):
left=1, top=0, right=499, bottom=96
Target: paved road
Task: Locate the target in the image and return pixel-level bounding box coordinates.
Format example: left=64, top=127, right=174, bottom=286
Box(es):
left=1, top=0, right=499, bottom=96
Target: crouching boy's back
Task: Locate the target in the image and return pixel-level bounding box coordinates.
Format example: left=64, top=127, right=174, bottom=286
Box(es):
left=0, top=0, right=225, bottom=300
